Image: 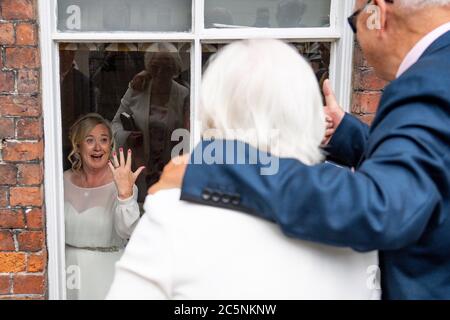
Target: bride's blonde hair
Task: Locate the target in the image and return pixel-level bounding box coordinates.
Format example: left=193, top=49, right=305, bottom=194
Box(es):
left=68, top=113, right=114, bottom=172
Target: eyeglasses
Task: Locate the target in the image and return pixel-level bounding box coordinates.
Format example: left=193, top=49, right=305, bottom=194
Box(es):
left=348, top=0, right=394, bottom=34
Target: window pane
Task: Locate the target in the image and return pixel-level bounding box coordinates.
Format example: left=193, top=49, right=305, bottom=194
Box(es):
left=60, top=42, right=191, bottom=203
left=61, top=41, right=191, bottom=299
left=57, top=0, right=192, bottom=32
left=205, top=0, right=330, bottom=28
left=202, top=42, right=331, bottom=90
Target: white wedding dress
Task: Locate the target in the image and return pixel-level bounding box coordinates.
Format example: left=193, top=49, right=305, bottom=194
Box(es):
left=64, top=170, right=140, bottom=300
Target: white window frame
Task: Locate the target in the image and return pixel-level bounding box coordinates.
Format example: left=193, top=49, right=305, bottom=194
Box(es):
left=39, top=0, right=355, bottom=300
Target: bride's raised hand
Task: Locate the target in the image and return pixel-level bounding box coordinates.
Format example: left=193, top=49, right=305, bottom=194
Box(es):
left=108, top=148, right=145, bottom=200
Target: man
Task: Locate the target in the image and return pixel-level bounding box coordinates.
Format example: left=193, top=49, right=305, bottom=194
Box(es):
left=150, top=0, right=450, bottom=299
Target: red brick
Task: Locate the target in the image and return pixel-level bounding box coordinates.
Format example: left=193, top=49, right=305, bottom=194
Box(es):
left=0, top=231, right=15, bottom=251
left=0, top=71, right=15, bottom=93
left=1, top=0, right=35, bottom=20
left=354, top=69, right=387, bottom=91
left=353, top=44, right=370, bottom=68
left=0, top=209, right=25, bottom=229
left=0, top=295, right=44, bottom=300
left=0, top=252, right=26, bottom=272
left=16, top=23, right=37, bottom=45
left=0, top=164, right=18, bottom=185
left=17, top=230, right=43, bottom=252
left=16, top=118, right=42, bottom=140
left=13, top=275, right=44, bottom=295
left=0, top=96, right=41, bottom=117
left=27, top=251, right=46, bottom=272
left=0, top=275, right=10, bottom=295
left=10, top=187, right=43, bottom=207
left=17, top=163, right=42, bottom=185
left=5, top=47, right=39, bottom=69
left=17, top=69, right=39, bottom=94
left=0, top=117, right=15, bottom=139
left=0, top=188, right=8, bottom=208
left=352, top=92, right=382, bottom=114
left=2, top=141, right=43, bottom=162
left=0, top=23, right=14, bottom=45
left=25, top=208, right=42, bottom=229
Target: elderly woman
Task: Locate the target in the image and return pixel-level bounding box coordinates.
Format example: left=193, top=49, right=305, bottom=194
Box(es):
left=107, top=40, right=379, bottom=299
left=64, top=113, right=144, bottom=300
left=112, top=43, right=189, bottom=202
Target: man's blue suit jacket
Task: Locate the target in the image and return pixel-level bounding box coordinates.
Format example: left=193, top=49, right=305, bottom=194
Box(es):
left=181, top=32, right=450, bottom=299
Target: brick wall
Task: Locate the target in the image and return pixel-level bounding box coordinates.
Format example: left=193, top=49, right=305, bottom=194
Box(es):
left=0, top=0, right=46, bottom=299
left=351, top=42, right=388, bottom=125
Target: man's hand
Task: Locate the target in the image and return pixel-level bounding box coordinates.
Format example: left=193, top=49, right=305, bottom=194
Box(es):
left=322, top=79, right=345, bottom=146
left=147, top=154, right=190, bottom=195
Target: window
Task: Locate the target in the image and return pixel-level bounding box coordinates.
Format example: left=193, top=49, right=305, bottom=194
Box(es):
left=204, top=0, right=331, bottom=28
left=39, top=0, right=356, bottom=299
left=57, top=0, right=192, bottom=32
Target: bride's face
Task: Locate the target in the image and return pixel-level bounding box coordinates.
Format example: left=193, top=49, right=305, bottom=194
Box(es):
left=79, top=124, right=112, bottom=171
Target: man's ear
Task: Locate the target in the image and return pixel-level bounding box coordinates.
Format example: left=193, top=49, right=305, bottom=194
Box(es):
left=373, top=0, right=388, bottom=33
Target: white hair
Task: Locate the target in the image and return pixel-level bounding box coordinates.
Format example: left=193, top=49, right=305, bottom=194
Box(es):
left=144, top=42, right=183, bottom=76
left=199, top=39, right=325, bottom=166
left=398, top=0, right=450, bottom=9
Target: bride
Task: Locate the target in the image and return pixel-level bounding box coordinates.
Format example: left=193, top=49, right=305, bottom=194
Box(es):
left=107, top=40, right=380, bottom=300
left=64, top=113, right=144, bottom=300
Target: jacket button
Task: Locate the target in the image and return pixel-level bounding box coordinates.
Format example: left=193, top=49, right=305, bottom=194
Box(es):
left=211, top=192, right=221, bottom=202
left=231, top=194, right=241, bottom=206
left=221, top=194, right=231, bottom=204
left=202, top=189, right=212, bottom=201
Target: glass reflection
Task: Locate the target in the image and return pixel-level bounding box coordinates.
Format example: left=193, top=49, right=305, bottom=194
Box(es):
left=57, top=0, right=192, bottom=32
left=203, top=42, right=331, bottom=90
left=112, top=43, right=190, bottom=202
left=205, top=0, right=331, bottom=28
left=59, top=42, right=191, bottom=299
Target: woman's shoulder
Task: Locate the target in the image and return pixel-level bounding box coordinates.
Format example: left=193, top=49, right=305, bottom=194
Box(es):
left=63, top=170, right=79, bottom=196
left=142, top=189, right=188, bottom=224
left=120, top=80, right=149, bottom=107
left=63, top=169, right=74, bottom=182
left=64, top=169, right=83, bottom=185
left=63, top=170, right=81, bottom=191
left=172, top=80, right=189, bottom=97
left=144, top=189, right=182, bottom=211
left=142, top=188, right=244, bottom=228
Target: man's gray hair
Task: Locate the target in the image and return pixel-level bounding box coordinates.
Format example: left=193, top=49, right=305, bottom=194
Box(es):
left=398, top=0, right=450, bottom=9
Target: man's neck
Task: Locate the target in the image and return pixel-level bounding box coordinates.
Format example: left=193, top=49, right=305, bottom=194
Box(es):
left=393, top=9, right=450, bottom=76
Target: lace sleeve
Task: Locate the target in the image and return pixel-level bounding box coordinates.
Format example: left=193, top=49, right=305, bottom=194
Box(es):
left=114, top=185, right=140, bottom=239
